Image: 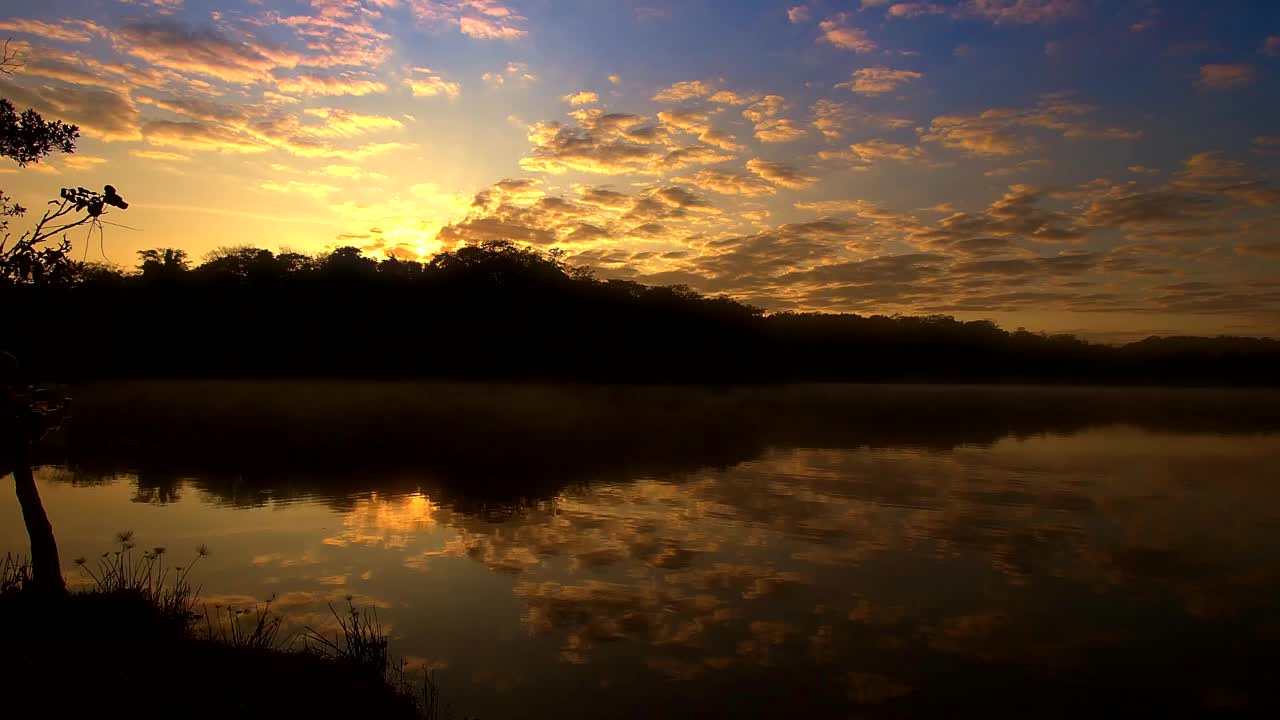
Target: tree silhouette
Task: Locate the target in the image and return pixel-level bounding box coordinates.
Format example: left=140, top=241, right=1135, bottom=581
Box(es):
left=137, top=248, right=190, bottom=280
left=1, top=40, right=79, bottom=168
left=2, top=60, right=128, bottom=593
left=0, top=98, right=78, bottom=167
left=2, top=239, right=1273, bottom=386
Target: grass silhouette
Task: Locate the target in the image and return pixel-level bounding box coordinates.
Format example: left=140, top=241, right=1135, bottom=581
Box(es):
left=0, top=534, right=470, bottom=720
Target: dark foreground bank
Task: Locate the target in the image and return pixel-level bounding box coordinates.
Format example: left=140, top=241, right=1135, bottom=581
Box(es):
left=0, top=551, right=460, bottom=720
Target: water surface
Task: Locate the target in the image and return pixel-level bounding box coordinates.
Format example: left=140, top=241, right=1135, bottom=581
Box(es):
left=5, top=383, right=1279, bottom=718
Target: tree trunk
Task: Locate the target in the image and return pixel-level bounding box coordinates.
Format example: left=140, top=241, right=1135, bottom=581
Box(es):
left=11, top=455, right=66, bottom=595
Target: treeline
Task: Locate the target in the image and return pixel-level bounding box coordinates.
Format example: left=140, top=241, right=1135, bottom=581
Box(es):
left=3, top=241, right=1277, bottom=385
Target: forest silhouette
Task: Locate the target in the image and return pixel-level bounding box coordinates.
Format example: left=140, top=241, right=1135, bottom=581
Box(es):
left=3, top=239, right=1277, bottom=385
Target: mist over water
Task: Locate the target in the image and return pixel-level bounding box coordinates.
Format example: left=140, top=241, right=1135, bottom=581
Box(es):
left=6, top=382, right=1280, bottom=718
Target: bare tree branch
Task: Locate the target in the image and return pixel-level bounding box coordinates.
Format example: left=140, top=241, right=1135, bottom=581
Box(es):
left=0, top=38, right=25, bottom=75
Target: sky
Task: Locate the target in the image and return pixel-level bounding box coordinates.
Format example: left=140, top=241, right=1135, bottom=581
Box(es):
left=0, top=0, right=1277, bottom=340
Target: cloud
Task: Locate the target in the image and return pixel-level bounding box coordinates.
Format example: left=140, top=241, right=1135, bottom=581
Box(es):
left=708, top=90, right=758, bottom=106
left=132, top=99, right=401, bottom=159
left=961, top=0, right=1087, bottom=24
left=1235, top=242, right=1280, bottom=257
left=746, top=159, right=817, bottom=189
left=657, top=109, right=711, bottom=134
left=656, top=111, right=745, bottom=153
left=1172, top=151, right=1280, bottom=207
left=406, top=68, right=461, bottom=97
left=885, top=3, right=949, bottom=19
left=483, top=61, right=537, bottom=86
left=438, top=188, right=619, bottom=247
left=116, top=22, right=300, bottom=84
left=1253, top=136, right=1280, bottom=152
left=277, top=1, right=395, bottom=68
left=742, top=95, right=785, bottom=123
left=1065, top=158, right=1280, bottom=241
left=277, top=72, right=388, bottom=96
left=635, top=6, right=672, bottom=22
left=471, top=177, right=546, bottom=208
left=653, top=80, right=716, bottom=103
left=11, top=51, right=131, bottom=93
left=921, top=94, right=1138, bottom=156
left=117, top=0, right=184, bottom=13
left=849, top=139, right=926, bottom=163
left=411, top=1, right=529, bottom=40
left=753, top=118, right=807, bottom=143
left=563, top=91, right=600, bottom=106
left=1079, top=187, right=1221, bottom=239
left=788, top=6, right=813, bottom=24
left=459, top=16, right=527, bottom=39
left=698, top=128, right=745, bottom=152
left=142, top=120, right=268, bottom=152
left=733, top=96, right=806, bottom=143
left=811, top=99, right=913, bottom=139
left=520, top=111, right=731, bottom=176
left=1264, top=36, right=1280, bottom=57
left=299, top=107, right=405, bottom=137
left=0, top=18, right=104, bottom=43
left=842, top=67, right=923, bottom=94
left=261, top=180, right=341, bottom=198
left=674, top=169, right=777, bottom=196
left=794, top=199, right=881, bottom=215
left=576, top=187, right=632, bottom=210
left=1172, top=151, right=1250, bottom=191
left=57, top=155, right=105, bottom=172
left=985, top=158, right=1049, bottom=176
left=0, top=81, right=141, bottom=141
left=130, top=149, right=191, bottom=162
left=653, top=145, right=737, bottom=171
left=910, top=185, right=1088, bottom=251
left=608, top=74, right=622, bottom=85
left=818, top=14, right=877, bottom=53
left=1197, top=64, right=1258, bottom=89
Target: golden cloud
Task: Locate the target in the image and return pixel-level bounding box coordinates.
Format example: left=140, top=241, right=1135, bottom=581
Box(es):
left=818, top=14, right=877, bottom=53
left=657, top=109, right=711, bottom=134
left=962, top=0, right=1086, bottom=24
left=754, top=118, right=807, bottom=143
left=746, top=158, right=817, bottom=188
left=810, top=99, right=913, bottom=139
left=129, top=149, right=191, bottom=162
left=843, top=67, right=923, bottom=95
left=116, top=22, right=301, bottom=84
left=742, top=95, right=785, bottom=123
left=276, top=72, right=388, bottom=96
left=921, top=95, right=1138, bottom=156
left=411, top=0, right=528, bottom=39
left=406, top=67, right=461, bottom=97
left=674, top=169, right=777, bottom=196
left=1197, top=64, right=1258, bottom=90
left=886, top=2, right=949, bottom=19
left=849, top=139, right=926, bottom=163
left=562, top=91, right=599, bottom=106
left=0, top=18, right=104, bottom=43
left=653, top=80, right=716, bottom=103
left=788, top=6, right=813, bottom=24
left=261, top=180, right=342, bottom=198
left=142, top=120, right=268, bottom=152
left=0, top=80, right=141, bottom=141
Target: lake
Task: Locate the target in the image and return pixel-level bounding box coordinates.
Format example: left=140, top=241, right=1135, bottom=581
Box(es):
left=5, top=382, right=1279, bottom=718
